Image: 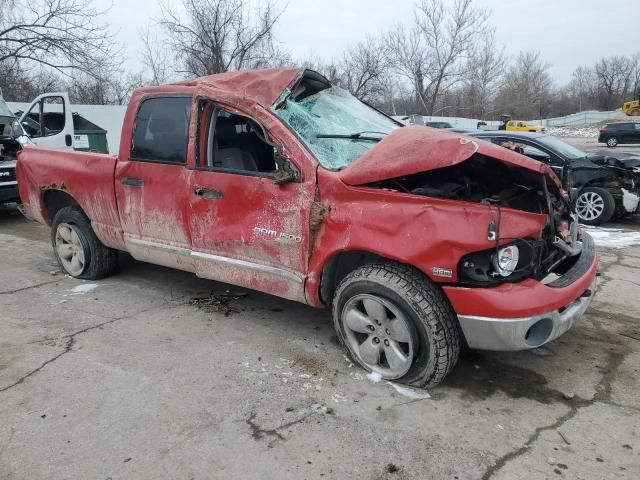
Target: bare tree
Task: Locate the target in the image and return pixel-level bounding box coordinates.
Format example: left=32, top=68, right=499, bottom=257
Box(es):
left=158, top=0, right=287, bottom=77
left=463, top=28, right=504, bottom=118
left=594, top=56, right=634, bottom=109
left=494, top=50, right=553, bottom=118
left=139, top=26, right=173, bottom=86
left=568, top=66, right=593, bottom=112
left=336, top=37, right=389, bottom=102
left=387, top=0, right=488, bottom=115
left=0, top=61, right=62, bottom=101
left=0, top=0, right=119, bottom=76
left=629, top=52, right=640, bottom=99
left=65, top=71, right=143, bottom=105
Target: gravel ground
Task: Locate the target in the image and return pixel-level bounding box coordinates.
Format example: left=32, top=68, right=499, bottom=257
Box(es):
left=0, top=205, right=639, bottom=480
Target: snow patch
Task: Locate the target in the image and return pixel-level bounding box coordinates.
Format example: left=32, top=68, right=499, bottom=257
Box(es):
left=331, top=393, right=347, bottom=403
left=310, top=403, right=328, bottom=414
left=69, top=284, right=99, bottom=295
left=547, top=126, right=599, bottom=138
left=582, top=226, right=640, bottom=249
left=387, top=382, right=431, bottom=400
left=366, top=372, right=383, bottom=383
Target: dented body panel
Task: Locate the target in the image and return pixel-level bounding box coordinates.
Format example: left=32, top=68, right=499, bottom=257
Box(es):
left=16, top=68, right=598, bottom=352
left=339, top=126, right=563, bottom=192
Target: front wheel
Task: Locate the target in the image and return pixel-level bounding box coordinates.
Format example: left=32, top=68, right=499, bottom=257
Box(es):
left=332, top=262, right=460, bottom=387
left=606, top=136, right=619, bottom=147
left=575, top=187, right=616, bottom=225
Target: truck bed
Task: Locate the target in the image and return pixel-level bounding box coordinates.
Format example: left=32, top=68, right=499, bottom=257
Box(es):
left=17, top=146, right=122, bottom=248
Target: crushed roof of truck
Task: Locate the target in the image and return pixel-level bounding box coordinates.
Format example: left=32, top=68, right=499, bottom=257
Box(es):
left=172, top=67, right=303, bottom=108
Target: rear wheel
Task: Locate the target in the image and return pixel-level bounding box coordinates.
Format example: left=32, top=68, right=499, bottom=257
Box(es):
left=575, top=187, right=616, bottom=226
left=333, top=262, right=460, bottom=387
left=606, top=136, right=619, bottom=147
left=628, top=108, right=640, bottom=116
left=51, top=206, right=118, bottom=279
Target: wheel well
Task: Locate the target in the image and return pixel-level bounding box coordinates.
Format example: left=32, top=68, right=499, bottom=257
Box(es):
left=320, top=250, right=389, bottom=305
left=42, top=189, right=81, bottom=225
left=579, top=181, right=619, bottom=194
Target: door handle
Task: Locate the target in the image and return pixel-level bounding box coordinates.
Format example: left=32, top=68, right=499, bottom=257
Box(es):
left=121, top=176, right=144, bottom=187
left=65, top=134, right=72, bottom=147
left=194, top=186, right=223, bottom=200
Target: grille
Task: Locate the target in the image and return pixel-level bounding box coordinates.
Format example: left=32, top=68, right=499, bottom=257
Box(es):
left=0, top=167, right=16, bottom=183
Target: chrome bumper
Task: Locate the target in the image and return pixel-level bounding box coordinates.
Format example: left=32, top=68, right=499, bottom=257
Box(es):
left=457, top=282, right=596, bottom=351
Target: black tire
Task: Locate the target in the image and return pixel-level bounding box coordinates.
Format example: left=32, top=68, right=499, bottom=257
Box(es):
left=332, top=262, right=460, bottom=387
left=629, top=108, right=640, bottom=116
left=606, top=136, right=618, bottom=147
left=51, top=206, right=118, bottom=279
left=575, top=186, right=616, bottom=226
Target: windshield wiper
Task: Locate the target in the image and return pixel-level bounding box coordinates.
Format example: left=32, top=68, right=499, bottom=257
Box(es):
left=314, top=130, right=388, bottom=141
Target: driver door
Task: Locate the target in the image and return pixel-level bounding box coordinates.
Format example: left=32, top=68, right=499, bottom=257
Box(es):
left=188, top=101, right=316, bottom=302
left=18, top=93, right=74, bottom=149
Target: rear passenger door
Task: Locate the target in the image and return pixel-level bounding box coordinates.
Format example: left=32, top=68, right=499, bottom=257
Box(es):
left=114, top=96, right=195, bottom=271
left=188, top=100, right=316, bottom=302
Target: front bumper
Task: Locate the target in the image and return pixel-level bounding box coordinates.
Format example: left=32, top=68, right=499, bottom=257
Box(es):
left=621, top=188, right=640, bottom=213
left=444, top=233, right=598, bottom=351
left=457, top=282, right=595, bottom=350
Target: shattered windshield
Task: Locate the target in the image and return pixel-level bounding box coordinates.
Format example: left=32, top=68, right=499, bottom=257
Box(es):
left=537, top=135, right=586, bottom=160
left=275, top=86, right=398, bottom=169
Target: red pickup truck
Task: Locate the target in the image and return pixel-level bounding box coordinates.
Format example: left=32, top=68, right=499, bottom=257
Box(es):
left=16, top=68, right=598, bottom=387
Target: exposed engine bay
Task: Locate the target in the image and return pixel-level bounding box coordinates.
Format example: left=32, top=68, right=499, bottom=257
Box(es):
left=375, top=153, right=561, bottom=214
left=0, top=115, right=25, bottom=161
left=371, top=153, right=583, bottom=286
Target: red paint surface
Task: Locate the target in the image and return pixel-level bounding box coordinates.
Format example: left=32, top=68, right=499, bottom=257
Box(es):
left=16, top=68, right=597, bottom=325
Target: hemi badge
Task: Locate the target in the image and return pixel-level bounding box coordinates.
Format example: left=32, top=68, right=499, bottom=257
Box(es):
left=432, top=267, right=453, bottom=279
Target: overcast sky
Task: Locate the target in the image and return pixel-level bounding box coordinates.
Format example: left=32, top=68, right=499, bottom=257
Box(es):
left=105, top=0, right=639, bottom=84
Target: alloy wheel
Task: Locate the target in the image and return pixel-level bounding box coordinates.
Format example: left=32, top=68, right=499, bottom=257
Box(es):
left=576, top=191, right=605, bottom=222
left=341, top=294, right=415, bottom=379
left=55, top=222, right=86, bottom=276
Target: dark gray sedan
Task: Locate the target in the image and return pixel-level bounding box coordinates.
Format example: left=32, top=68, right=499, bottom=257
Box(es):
left=468, top=131, right=640, bottom=225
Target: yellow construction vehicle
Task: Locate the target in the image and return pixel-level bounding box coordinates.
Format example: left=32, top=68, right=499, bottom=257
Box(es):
left=621, top=90, right=640, bottom=116
left=622, top=99, right=640, bottom=116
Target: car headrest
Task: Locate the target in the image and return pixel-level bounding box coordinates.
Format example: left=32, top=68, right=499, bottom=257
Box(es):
left=215, top=117, right=241, bottom=146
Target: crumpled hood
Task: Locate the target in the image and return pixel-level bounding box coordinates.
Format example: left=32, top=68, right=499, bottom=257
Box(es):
left=338, top=126, right=563, bottom=190
left=592, top=150, right=640, bottom=172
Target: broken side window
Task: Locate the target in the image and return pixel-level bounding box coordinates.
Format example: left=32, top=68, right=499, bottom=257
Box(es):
left=196, top=102, right=276, bottom=175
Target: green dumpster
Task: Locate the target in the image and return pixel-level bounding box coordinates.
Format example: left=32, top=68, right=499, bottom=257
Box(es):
left=71, top=113, right=109, bottom=153
left=13, top=110, right=109, bottom=154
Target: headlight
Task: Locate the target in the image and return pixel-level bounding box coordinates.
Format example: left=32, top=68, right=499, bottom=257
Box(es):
left=494, top=245, right=519, bottom=277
